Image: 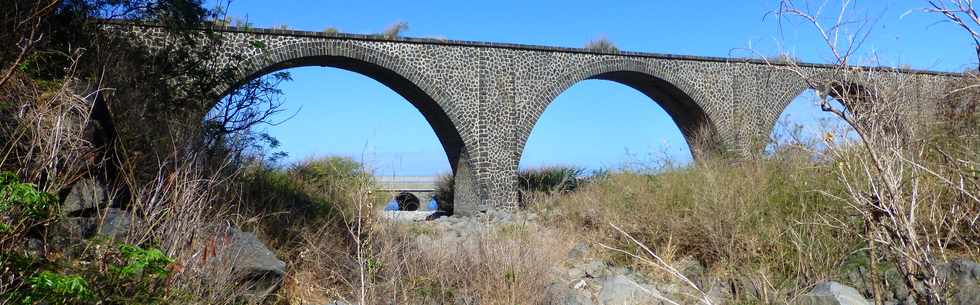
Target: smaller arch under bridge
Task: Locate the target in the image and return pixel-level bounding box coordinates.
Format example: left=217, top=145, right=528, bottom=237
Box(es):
left=104, top=21, right=960, bottom=215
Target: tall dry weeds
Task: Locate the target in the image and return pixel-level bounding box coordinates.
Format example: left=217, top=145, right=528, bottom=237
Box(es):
left=529, top=155, right=858, bottom=304
left=773, top=1, right=980, bottom=304
left=363, top=220, right=571, bottom=305
left=0, top=51, right=102, bottom=194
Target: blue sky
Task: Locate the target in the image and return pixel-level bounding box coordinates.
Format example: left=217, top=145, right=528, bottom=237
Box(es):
left=211, top=0, right=975, bottom=176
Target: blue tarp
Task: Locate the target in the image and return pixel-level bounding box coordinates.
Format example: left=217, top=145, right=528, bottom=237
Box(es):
left=426, top=198, right=438, bottom=210
left=383, top=199, right=399, bottom=211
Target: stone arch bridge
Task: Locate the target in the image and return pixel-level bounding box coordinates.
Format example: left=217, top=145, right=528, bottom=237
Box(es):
left=104, top=21, right=959, bottom=215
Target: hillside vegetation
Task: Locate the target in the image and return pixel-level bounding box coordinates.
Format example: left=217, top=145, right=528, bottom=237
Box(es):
left=1, top=0, right=978, bottom=305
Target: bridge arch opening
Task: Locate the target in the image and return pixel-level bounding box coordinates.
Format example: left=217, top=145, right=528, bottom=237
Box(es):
left=214, top=54, right=466, bottom=173
left=518, top=65, right=719, bottom=177
left=766, top=88, right=855, bottom=156
left=205, top=51, right=469, bottom=213
left=519, top=76, right=699, bottom=175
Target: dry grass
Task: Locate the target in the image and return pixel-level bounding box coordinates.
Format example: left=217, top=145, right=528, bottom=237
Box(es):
left=382, top=21, right=409, bottom=39
left=279, top=178, right=576, bottom=305
left=362, top=220, right=572, bottom=305
left=528, top=155, right=862, bottom=303
left=772, top=1, right=980, bottom=303
left=584, top=36, right=618, bottom=52
left=0, top=52, right=100, bottom=194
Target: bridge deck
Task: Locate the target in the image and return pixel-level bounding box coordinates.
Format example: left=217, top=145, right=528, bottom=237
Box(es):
left=374, top=176, right=438, bottom=192
left=99, top=19, right=956, bottom=76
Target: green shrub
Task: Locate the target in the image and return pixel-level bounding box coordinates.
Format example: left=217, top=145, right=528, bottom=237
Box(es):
left=232, top=156, right=383, bottom=263
left=115, top=244, right=174, bottom=279
left=235, top=155, right=376, bottom=224
left=287, top=156, right=377, bottom=215
left=518, top=166, right=583, bottom=194
left=1, top=242, right=175, bottom=305
left=433, top=173, right=455, bottom=213
left=0, top=171, right=55, bottom=235
left=18, top=271, right=94, bottom=305
left=93, top=243, right=174, bottom=304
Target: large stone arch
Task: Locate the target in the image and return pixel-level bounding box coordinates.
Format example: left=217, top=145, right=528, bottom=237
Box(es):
left=517, top=58, right=722, bottom=167
left=211, top=41, right=478, bottom=212
left=758, top=70, right=876, bottom=150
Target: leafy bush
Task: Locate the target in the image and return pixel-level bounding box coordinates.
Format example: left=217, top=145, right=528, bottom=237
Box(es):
left=287, top=156, right=378, bottom=216
left=94, top=243, right=174, bottom=303
left=234, top=156, right=377, bottom=228
left=0, top=171, right=55, bottom=237
left=115, top=244, right=174, bottom=279
left=17, top=271, right=94, bottom=305
left=1, top=242, right=175, bottom=305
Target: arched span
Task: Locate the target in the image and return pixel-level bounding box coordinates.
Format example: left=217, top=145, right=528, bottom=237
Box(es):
left=519, top=59, right=721, bottom=163
left=213, top=41, right=468, bottom=173
left=760, top=72, right=872, bottom=149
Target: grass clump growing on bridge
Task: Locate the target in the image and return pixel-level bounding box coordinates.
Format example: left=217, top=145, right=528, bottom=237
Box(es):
left=584, top=36, right=618, bottom=52
left=381, top=21, right=409, bottom=39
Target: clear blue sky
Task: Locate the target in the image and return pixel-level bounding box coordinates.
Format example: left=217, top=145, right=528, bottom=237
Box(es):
left=210, top=0, right=975, bottom=176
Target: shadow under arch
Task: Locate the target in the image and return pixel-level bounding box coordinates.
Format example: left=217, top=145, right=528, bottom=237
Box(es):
left=210, top=42, right=469, bottom=175
left=519, top=59, right=721, bottom=165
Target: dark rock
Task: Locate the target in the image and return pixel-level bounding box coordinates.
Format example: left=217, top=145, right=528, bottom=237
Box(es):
left=63, top=217, right=96, bottom=238
left=943, top=259, right=980, bottom=305
left=954, top=283, right=980, bottom=305
left=95, top=208, right=134, bottom=239
left=62, top=179, right=105, bottom=216
left=425, top=210, right=451, bottom=221
left=944, top=259, right=980, bottom=286
left=217, top=227, right=286, bottom=298
left=26, top=238, right=43, bottom=256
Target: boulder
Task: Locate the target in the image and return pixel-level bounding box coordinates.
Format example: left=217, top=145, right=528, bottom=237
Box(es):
left=799, top=281, right=871, bottom=305
left=95, top=208, right=134, bottom=239
left=944, top=260, right=980, bottom=305
left=944, top=259, right=980, bottom=286
left=65, top=179, right=106, bottom=213
left=598, top=274, right=664, bottom=305
left=62, top=179, right=105, bottom=215
left=218, top=227, right=286, bottom=298
left=580, top=260, right=610, bottom=278
left=954, top=284, right=980, bottom=305
left=567, top=242, right=590, bottom=260
left=63, top=216, right=96, bottom=238
left=546, top=282, right=596, bottom=305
